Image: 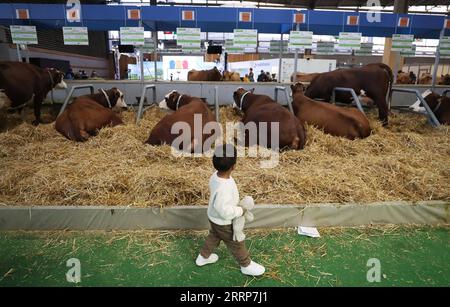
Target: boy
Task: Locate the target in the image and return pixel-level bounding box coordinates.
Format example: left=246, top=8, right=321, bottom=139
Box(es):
left=195, top=144, right=265, bottom=276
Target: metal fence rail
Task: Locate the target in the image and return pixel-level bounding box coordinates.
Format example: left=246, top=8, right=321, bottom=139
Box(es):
left=136, top=84, right=157, bottom=124
left=331, top=87, right=365, bottom=115
left=58, top=85, right=94, bottom=116
left=274, top=86, right=294, bottom=114
left=391, top=88, right=440, bottom=127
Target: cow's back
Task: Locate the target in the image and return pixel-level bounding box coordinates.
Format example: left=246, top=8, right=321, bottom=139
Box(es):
left=0, top=62, right=42, bottom=105
left=55, top=98, right=122, bottom=141
left=243, top=100, right=304, bottom=149
left=147, top=99, right=217, bottom=147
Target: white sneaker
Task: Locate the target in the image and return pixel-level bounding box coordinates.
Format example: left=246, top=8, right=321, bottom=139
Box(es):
left=195, top=253, right=219, bottom=266
left=241, top=261, right=265, bottom=276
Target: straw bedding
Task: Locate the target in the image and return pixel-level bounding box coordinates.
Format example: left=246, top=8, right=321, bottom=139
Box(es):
left=0, top=106, right=449, bottom=207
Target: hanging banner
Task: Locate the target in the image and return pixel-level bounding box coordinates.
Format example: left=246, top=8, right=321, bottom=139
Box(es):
left=289, top=31, right=313, bottom=50
left=10, top=25, right=38, bottom=45
left=225, top=39, right=244, bottom=54
left=63, top=27, right=88, bottom=45
left=439, top=36, right=450, bottom=59
left=355, top=42, right=373, bottom=56
left=182, top=46, right=202, bottom=53
left=338, top=32, right=361, bottom=50
left=143, top=38, right=155, bottom=52
left=400, top=45, right=416, bottom=57
left=391, top=34, right=414, bottom=52
left=233, top=29, right=257, bottom=48
left=270, top=40, right=288, bottom=54
left=176, top=28, right=201, bottom=48
left=316, top=41, right=335, bottom=55
left=120, top=27, right=145, bottom=46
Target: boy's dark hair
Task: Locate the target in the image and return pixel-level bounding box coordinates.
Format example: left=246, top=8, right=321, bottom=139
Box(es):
left=212, top=144, right=237, bottom=172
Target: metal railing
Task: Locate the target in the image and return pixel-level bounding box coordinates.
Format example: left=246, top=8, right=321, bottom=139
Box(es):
left=331, top=87, right=365, bottom=115
left=213, top=86, right=220, bottom=122
left=274, top=86, right=294, bottom=114
left=136, top=84, right=157, bottom=124
left=58, top=85, right=94, bottom=116
left=391, top=88, right=440, bottom=127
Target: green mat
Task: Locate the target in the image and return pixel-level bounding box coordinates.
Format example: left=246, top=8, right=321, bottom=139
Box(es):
left=0, top=226, right=448, bottom=287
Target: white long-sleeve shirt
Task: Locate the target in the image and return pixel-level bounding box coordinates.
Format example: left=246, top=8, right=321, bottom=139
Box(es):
left=207, top=171, right=243, bottom=225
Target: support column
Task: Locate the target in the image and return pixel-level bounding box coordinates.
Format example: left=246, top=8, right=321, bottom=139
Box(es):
left=293, top=23, right=299, bottom=75
left=278, top=33, right=283, bottom=83
left=382, top=0, right=409, bottom=80
left=153, top=31, right=158, bottom=81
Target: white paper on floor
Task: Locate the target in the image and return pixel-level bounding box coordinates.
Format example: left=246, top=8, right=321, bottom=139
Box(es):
left=297, top=226, right=321, bottom=238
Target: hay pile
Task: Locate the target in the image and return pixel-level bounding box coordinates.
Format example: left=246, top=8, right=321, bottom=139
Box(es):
left=0, top=106, right=449, bottom=207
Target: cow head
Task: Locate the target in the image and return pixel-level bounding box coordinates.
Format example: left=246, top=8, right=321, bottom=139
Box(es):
left=422, top=91, right=442, bottom=111
left=164, top=90, right=183, bottom=110
left=222, top=70, right=230, bottom=81
left=290, top=82, right=306, bottom=96
left=47, top=68, right=67, bottom=89
left=232, top=87, right=254, bottom=110
left=211, top=66, right=223, bottom=81
left=99, top=87, right=128, bottom=110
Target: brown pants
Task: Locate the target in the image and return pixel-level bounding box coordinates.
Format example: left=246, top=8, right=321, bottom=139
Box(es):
left=200, top=220, right=251, bottom=267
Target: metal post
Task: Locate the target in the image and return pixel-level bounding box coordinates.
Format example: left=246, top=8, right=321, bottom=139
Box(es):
left=431, top=27, right=445, bottom=89
left=214, top=86, right=219, bottom=122
left=16, top=45, right=21, bottom=62
left=293, top=23, right=300, bottom=77
left=278, top=33, right=283, bottom=83
left=25, top=46, right=29, bottom=63
left=139, top=21, right=144, bottom=83
left=153, top=31, right=158, bottom=81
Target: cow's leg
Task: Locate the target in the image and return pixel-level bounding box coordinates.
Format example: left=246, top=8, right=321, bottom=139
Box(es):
left=32, top=95, right=43, bottom=126
left=374, top=95, right=389, bottom=126
left=76, top=129, right=90, bottom=142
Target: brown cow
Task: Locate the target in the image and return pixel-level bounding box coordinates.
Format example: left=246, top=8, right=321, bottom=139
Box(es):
left=396, top=72, right=414, bottom=84
left=146, top=91, right=219, bottom=152
left=291, top=83, right=371, bottom=140
left=187, top=67, right=222, bottom=81
left=223, top=70, right=241, bottom=81
left=305, top=63, right=393, bottom=126
left=55, top=87, right=127, bottom=142
left=0, top=61, right=67, bottom=125
left=423, top=92, right=450, bottom=125
left=418, top=73, right=432, bottom=85
left=438, top=74, right=450, bottom=85
left=232, top=88, right=306, bottom=150
left=290, top=72, right=320, bottom=83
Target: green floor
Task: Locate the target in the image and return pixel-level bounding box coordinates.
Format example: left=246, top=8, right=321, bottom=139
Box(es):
left=0, top=226, right=448, bottom=287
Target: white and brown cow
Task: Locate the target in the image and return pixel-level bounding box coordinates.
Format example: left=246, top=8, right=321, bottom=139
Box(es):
left=0, top=61, right=67, bottom=125
left=232, top=88, right=306, bottom=150
left=146, top=91, right=219, bottom=152
left=55, top=87, right=127, bottom=142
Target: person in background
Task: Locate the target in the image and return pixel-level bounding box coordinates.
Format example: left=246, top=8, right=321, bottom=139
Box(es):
left=90, top=70, right=98, bottom=79
left=257, top=70, right=267, bottom=82
left=409, top=71, right=417, bottom=84
left=65, top=68, right=75, bottom=80
left=265, top=71, right=272, bottom=82
left=243, top=74, right=250, bottom=82
left=81, top=70, right=88, bottom=79
left=248, top=68, right=254, bottom=82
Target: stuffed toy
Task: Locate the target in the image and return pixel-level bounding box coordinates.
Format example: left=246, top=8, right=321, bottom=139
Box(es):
left=233, top=196, right=255, bottom=242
